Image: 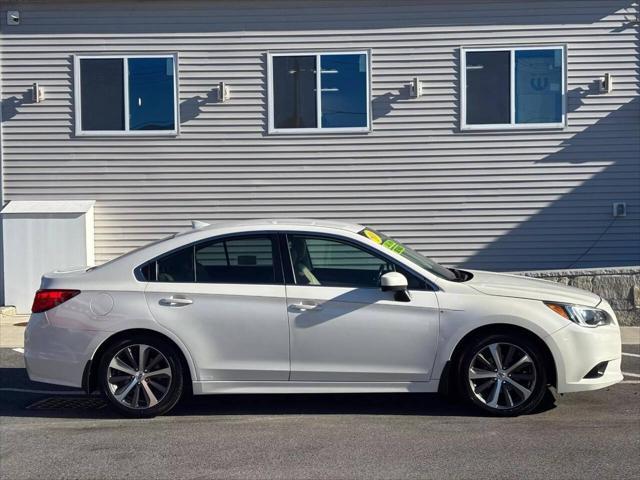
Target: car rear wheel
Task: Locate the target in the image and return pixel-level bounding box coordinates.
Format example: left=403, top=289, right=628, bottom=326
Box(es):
left=98, top=336, right=184, bottom=417
left=458, top=333, right=548, bottom=416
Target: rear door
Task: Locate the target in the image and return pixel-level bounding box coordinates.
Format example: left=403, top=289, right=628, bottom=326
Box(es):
left=144, top=233, right=290, bottom=381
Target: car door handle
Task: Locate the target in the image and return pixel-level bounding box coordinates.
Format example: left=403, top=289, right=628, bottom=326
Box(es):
left=289, top=302, right=322, bottom=312
left=159, top=296, right=193, bottom=307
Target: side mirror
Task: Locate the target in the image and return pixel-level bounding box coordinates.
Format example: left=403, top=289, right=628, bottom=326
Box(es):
left=380, top=271, right=408, bottom=292
left=381, top=272, right=411, bottom=302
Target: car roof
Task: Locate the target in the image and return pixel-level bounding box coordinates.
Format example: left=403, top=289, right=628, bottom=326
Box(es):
left=193, top=218, right=365, bottom=235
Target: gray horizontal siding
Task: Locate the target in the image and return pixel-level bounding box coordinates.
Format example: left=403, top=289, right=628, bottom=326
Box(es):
left=1, top=0, right=639, bottom=271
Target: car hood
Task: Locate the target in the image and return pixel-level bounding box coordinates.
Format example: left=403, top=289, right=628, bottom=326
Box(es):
left=464, top=270, right=601, bottom=307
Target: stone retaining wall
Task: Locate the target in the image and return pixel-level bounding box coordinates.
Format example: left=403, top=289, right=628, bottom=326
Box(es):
left=516, top=267, right=640, bottom=326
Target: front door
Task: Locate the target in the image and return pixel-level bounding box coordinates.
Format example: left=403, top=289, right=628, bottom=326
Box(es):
left=284, top=234, right=439, bottom=382
left=145, top=234, right=290, bottom=381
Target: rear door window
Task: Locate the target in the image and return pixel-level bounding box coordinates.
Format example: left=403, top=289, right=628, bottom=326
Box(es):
left=141, top=234, right=280, bottom=285
left=195, top=236, right=278, bottom=284
left=156, top=246, right=195, bottom=283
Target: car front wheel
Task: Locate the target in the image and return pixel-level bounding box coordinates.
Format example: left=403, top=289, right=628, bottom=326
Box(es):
left=459, top=333, right=548, bottom=416
left=98, top=336, right=184, bottom=417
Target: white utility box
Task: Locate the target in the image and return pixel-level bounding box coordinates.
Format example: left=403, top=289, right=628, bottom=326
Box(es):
left=1, top=200, right=95, bottom=313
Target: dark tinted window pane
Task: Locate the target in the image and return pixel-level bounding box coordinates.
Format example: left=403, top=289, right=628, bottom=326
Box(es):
left=272, top=56, right=317, bottom=129
left=195, top=237, right=275, bottom=284
left=156, top=247, right=194, bottom=283
left=515, top=49, right=562, bottom=124
left=289, top=236, right=390, bottom=288
left=320, top=54, right=367, bottom=128
left=226, top=238, right=273, bottom=267
left=140, top=262, right=156, bottom=281
left=80, top=58, right=125, bottom=131
left=305, top=238, right=382, bottom=270
left=128, top=57, right=175, bottom=130
left=289, top=235, right=424, bottom=289
left=465, top=51, right=510, bottom=125
left=196, top=241, right=227, bottom=267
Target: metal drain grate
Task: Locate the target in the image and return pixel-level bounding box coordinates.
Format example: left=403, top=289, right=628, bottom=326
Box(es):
left=27, top=396, right=107, bottom=410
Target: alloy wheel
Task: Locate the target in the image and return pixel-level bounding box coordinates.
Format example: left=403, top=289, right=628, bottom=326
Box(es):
left=106, top=344, right=173, bottom=409
left=468, top=342, right=537, bottom=410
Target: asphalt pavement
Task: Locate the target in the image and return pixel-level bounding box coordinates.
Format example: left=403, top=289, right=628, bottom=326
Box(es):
left=1, top=346, right=639, bottom=479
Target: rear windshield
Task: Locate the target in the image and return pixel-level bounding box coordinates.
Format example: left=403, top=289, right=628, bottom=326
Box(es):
left=358, top=227, right=457, bottom=281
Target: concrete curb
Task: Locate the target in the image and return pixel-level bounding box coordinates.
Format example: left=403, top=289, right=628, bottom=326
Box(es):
left=0, top=306, right=17, bottom=316
left=621, top=326, right=639, bottom=345
left=0, top=312, right=28, bottom=348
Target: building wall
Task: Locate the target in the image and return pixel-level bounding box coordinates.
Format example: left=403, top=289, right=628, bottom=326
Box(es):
left=1, top=0, right=639, bottom=271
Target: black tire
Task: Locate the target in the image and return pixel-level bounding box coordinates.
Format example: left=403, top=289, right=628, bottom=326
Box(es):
left=98, top=335, right=184, bottom=417
left=457, top=333, right=549, bottom=417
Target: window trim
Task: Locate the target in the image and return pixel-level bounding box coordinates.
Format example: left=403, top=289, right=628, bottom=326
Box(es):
left=266, top=50, right=372, bottom=135
left=73, top=53, right=180, bottom=137
left=135, top=232, right=284, bottom=285
left=281, top=232, right=435, bottom=291
left=460, top=45, right=567, bottom=131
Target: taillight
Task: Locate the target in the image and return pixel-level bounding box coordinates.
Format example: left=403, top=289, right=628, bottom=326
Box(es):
left=31, top=289, right=81, bottom=313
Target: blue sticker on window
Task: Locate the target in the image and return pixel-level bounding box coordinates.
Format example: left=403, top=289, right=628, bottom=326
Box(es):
left=515, top=49, right=562, bottom=124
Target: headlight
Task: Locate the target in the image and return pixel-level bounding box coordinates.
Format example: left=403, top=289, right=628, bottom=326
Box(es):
left=544, top=302, right=611, bottom=328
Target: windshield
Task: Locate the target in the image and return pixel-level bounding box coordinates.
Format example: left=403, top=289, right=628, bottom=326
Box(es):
left=358, top=227, right=457, bottom=281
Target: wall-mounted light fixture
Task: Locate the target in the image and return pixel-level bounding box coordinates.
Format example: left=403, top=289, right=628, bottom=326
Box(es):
left=7, top=11, right=20, bottom=25
left=32, top=82, right=45, bottom=103
left=217, top=81, right=230, bottom=102
left=599, top=73, right=613, bottom=94
left=410, top=77, right=423, bottom=98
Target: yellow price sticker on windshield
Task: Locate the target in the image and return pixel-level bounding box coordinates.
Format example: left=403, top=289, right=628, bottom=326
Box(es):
left=382, top=239, right=406, bottom=255
left=393, top=244, right=406, bottom=254
left=363, top=229, right=382, bottom=244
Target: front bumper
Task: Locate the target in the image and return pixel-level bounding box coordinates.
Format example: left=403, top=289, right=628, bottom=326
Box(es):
left=24, top=312, right=107, bottom=388
left=546, top=318, right=623, bottom=394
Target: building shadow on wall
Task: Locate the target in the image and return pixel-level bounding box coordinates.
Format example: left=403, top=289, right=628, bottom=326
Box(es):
left=462, top=96, right=640, bottom=272
left=1, top=91, right=31, bottom=122
left=372, top=85, right=411, bottom=120
left=179, top=88, right=220, bottom=123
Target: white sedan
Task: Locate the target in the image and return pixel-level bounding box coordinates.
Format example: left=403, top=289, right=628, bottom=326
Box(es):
left=25, top=219, right=622, bottom=417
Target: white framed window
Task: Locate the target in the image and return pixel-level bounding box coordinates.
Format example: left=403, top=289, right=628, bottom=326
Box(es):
left=73, top=54, right=179, bottom=136
left=267, top=50, right=371, bottom=134
left=460, top=46, right=566, bottom=130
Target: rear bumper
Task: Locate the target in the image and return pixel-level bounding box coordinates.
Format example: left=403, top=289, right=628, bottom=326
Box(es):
left=24, top=312, right=106, bottom=388
left=546, top=320, right=623, bottom=394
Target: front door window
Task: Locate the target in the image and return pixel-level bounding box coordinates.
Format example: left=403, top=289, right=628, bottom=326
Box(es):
left=287, top=235, right=423, bottom=289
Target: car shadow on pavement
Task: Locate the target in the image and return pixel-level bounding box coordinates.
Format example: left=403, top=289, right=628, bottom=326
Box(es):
left=0, top=363, right=556, bottom=420
left=173, top=391, right=479, bottom=417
